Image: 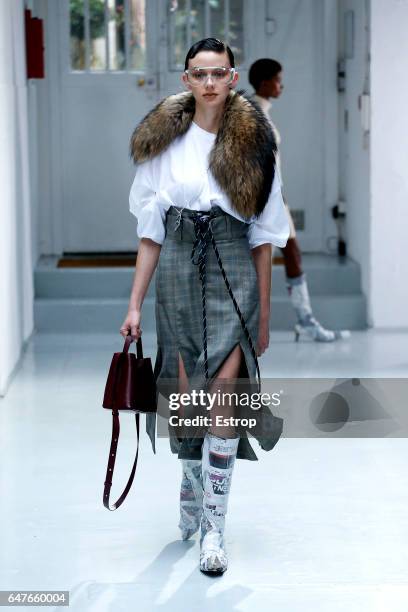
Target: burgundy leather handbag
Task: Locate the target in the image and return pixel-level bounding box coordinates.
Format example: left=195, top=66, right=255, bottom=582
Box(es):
left=102, top=334, right=157, bottom=511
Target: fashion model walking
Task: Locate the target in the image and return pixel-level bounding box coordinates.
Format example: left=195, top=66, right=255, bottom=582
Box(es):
left=120, top=38, right=289, bottom=575
left=249, top=58, right=350, bottom=342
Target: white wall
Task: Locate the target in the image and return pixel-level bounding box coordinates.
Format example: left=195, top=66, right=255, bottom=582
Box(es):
left=338, top=0, right=408, bottom=327
left=370, top=0, right=408, bottom=327
left=0, top=0, right=34, bottom=396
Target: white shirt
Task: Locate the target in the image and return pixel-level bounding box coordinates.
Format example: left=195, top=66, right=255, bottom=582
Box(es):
left=129, top=120, right=289, bottom=249
left=251, top=94, right=283, bottom=186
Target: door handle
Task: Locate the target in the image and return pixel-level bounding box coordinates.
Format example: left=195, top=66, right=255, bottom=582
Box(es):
left=137, top=75, right=159, bottom=91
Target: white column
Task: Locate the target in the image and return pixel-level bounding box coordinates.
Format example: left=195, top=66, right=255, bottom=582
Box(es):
left=370, top=0, right=408, bottom=327
left=0, top=0, right=34, bottom=396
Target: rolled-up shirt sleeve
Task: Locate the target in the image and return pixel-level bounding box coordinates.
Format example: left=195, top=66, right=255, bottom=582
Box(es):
left=129, top=160, right=166, bottom=245
left=247, top=170, right=290, bottom=249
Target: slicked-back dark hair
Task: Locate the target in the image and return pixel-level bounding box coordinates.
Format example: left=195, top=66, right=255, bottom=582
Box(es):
left=184, top=37, right=235, bottom=70
left=248, top=58, right=282, bottom=91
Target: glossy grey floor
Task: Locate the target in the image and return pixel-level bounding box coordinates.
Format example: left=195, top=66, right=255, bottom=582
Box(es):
left=1, top=330, right=408, bottom=611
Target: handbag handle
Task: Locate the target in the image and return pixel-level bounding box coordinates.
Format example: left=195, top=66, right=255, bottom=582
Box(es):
left=123, top=334, right=143, bottom=359
left=103, top=334, right=144, bottom=511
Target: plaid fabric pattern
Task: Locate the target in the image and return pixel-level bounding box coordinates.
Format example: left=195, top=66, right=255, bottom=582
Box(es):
left=146, top=205, right=282, bottom=461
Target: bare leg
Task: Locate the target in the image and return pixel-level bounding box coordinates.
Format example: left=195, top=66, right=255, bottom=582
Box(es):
left=207, top=343, right=242, bottom=438
left=178, top=352, right=189, bottom=395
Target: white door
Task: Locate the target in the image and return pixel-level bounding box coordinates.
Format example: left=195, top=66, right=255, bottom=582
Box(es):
left=56, top=0, right=330, bottom=252
left=59, top=0, right=161, bottom=252
left=59, top=0, right=257, bottom=252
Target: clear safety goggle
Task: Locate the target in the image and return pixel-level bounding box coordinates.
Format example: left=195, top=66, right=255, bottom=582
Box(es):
left=184, top=66, right=236, bottom=86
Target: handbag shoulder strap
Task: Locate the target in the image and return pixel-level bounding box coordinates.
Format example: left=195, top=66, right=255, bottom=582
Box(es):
left=102, top=334, right=145, bottom=510
left=103, top=410, right=140, bottom=511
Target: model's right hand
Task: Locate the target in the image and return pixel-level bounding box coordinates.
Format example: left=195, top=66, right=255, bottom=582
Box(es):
left=119, top=308, right=142, bottom=340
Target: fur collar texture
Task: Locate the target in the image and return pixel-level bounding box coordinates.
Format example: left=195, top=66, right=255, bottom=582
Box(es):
left=130, top=89, right=277, bottom=219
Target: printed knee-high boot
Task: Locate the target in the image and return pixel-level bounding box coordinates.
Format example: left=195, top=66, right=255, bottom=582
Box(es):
left=200, top=432, right=239, bottom=574
left=178, top=459, right=203, bottom=540
left=288, top=273, right=351, bottom=342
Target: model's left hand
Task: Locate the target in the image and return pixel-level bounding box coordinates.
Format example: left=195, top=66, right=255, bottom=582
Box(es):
left=256, top=318, right=270, bottom=356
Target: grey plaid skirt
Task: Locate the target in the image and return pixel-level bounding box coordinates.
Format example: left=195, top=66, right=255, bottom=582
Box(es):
left=145, top=205, right=283, bottom=461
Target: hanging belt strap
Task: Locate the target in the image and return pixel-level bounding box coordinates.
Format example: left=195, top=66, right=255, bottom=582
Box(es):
left=103, top=411, right=140, bottom=511
left=190, top=212, right=261, bottom=393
